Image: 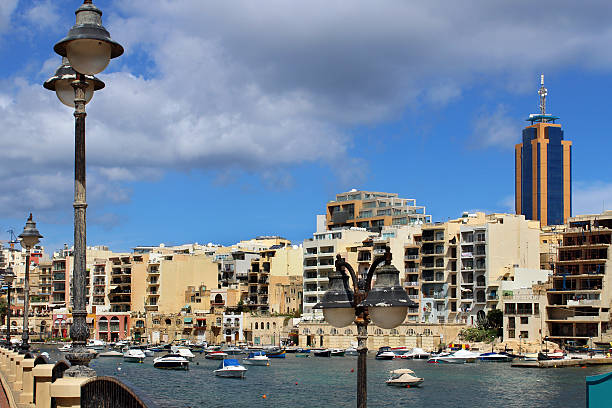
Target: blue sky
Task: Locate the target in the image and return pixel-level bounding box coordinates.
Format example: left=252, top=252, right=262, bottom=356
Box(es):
left=1, top=1, right=611, bottom=253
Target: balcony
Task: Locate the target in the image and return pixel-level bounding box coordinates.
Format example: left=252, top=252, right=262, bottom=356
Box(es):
left=404, top=255, right=419, bottom=260
left=405, top=268, right=418, bottom=273
left=404, top=281, right=419, bottom=287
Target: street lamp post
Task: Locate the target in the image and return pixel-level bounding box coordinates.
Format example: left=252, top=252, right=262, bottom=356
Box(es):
left=18, top=213, right=43, bottom=354
left=44, top=0, right=123, bottom=377
left=314, top=247, right=414, bottom=408
left=4, top=269, right=15, bottom=348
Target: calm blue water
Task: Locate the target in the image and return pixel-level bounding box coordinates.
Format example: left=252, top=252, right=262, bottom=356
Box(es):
left=42, top=347, right=603, bottom=407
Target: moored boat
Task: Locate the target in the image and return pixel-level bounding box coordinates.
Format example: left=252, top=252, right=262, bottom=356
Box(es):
left=123, top=348, right=146, bottom=363
left=266, top=348, right=286, bottom=358
left=344, top=347, right=358, bottom=356
left=99, top=350, right=123, bottom=358
left=171, top=345, right=195, bottom=361
left=330, top=348, right=345, bottom=357
left=243, top=351, right=270, bottom=366
left=404, top=348, right=430, bottom=360
left=313, top=349, right=331, bottom=357
left=214, top=359, right=247, bottom=378
left=427, top=353, right=466, bottom=364
left=386, top=369, right=424, bottom=387
left=376, top=347, right=396, bottom=360
left=206, top=351, right=229, bottom=360
left=58, top=343, right=72, bottom=352
left=86, top=339, right=106, bottom=350
left=153, top=353, right=189, bottom=370
left=478, top=352, right=514, bottom=362
left=222, top=346, right=244, bottom=355
left=451, top=349, right=480, bottom=363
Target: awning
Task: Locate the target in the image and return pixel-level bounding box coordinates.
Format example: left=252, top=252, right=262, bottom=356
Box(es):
left=184, top=317, right=193, bottom=324
left=109, top=285, right=118, bottom=291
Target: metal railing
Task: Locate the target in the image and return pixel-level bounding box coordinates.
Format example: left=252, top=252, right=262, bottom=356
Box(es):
left=81, top=376, right=158, bottom=408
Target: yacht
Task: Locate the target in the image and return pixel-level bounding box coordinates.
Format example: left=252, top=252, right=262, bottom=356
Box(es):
left=153, top=353, right=189, bottom=370
left=478, top=352, right=514, bottom=362
left=123, top=348, right=146, bottom=363
left=386, top=369, right=424, bottom=387
left=86, top=339, right=106, bottom=350
left=427, top=352, right=467, bottom=364
left=451, top=349, right=480, bottom=363
left=214, top=359, right=247, bottom=378
left=171, top=345, right=195, bottom=361
left=375, top=347, right=396, bottom=360
left=404, top=348, right=430, bottom=360
left=243, top=351, right=270, bottom=366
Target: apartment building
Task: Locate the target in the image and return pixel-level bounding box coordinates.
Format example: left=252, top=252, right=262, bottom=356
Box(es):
left=326, top=190, right=431, bottom=232
left=546, top=211, right=612, bottom=345
left=303, top=228, right=374, bottom=315
left=215, top=250, right=260, bottom=288
left=457, top=214, right=540, bottom=325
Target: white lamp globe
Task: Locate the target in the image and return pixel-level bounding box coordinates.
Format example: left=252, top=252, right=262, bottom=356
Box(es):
left=323, top=307, right=355, bottom=328
left=368, top=306, right=407, bottom=329
left=55, top=78, right=95, bottom=108
left=66, top=39, right=111, bottom=76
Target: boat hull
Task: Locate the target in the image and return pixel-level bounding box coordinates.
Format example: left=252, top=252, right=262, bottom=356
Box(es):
left=266, top=351, right=286, bottom=358
left=314, top=350, right=331, bottom=357
left=386, top=379, right=424, bottom=387
left=243, top=358, right=270, bottom=366
left=153, top=361, right=188, bottom=370
left=214, top=369, right=247, bottom=378
left=123, top=356, right=145, bottom=363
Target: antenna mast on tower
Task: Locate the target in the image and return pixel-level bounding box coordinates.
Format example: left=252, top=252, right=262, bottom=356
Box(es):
left=538, top=74, right=548, bottom=119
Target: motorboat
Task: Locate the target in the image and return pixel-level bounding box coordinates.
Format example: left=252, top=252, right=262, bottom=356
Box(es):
left=99, top=350, right=123, bottom=358
left=344, top=347, right=358, bottom=356
left=86, top=339, right=106, bottom=350
left=427, top=353, right=466, bottom=364
left=58, top=343, right=72, bottom=352
left=205, top=351, right=229, bottom=360
left=523, top=353, right=539, bottom=361
left=376, top=347, right=396, bottom=360
left=266, top=348, right=286, bottom=358
left=296, top=348, right=310, bottom=353
left=538, top=350, right=566, bottom=361
left=284, top=347, right=299, bottom=353
left=313, top=349, right=331, bottom=357
left=214, top=359, right=247, bottom=378
left=123, top=348, right=146, bottom=363
left=222, top=346, right=244, bottom=355
left=331, top=348, right=345, bottom=357
left=391, top=346, right=410, bottom=357
left=153, top=353, right=189, bottom=370
left=404, top=348, right=430, bottom=360
left=451, top=349, right=480, bottom=363
left=478, top=352, right=514, bottom=362
left=386, top=369, right=424, bottom=387
left=171, top=345, right=195, bottom=361
left=243, top=351, right=270, bottom=366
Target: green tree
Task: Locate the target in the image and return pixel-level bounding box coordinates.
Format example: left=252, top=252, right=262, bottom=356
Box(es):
left=487, top=309, right=503, bottom=329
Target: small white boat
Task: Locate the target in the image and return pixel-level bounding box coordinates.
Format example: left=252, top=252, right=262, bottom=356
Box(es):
left=451, top=349, right=480, bottom=363
left=214, top=359, right=247, bottom=378
left=123, top=349, right=146, bottom=363
left=154, top=353, right=189, bottom=370
left=404, top=348, right=430, bottom=359
left=386, top=369, right=424, bottom=387
left=58, top=344, right=72, bottom=352
left=99, top=350, right=123, bottom=358
left=243, top=351, right=270, bottom=366
left=375, top=347, right=396, bottom=360
left=222, top=346, right=244, bottom=355
left=345, top=347, right=358, bottom=356
left=478, top=352, right=514, bottom=362
left=427, top=353, right=466, bottom=364
left=86, top=339, right=106, bottom=350
left=523, top=353, right=538, bottom=361
left=171, top=345, right=195, bottom=361
left=206, top=351, right=229, bottom=360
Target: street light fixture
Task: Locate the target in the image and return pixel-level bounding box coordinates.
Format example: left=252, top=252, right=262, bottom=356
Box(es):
left=44, top=0, right=123, bottom=378
left=18, top=213, right=43, bottom=353
left=3, top=268, right=15, bottom=348
left=314, top=247, right=415, bottom=408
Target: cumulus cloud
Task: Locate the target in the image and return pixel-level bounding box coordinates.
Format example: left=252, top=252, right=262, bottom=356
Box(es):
left=4, top=0, right=612, bottom=221
left=0, top=0, right=17, bottom=34
left=23, top=1, right=61, bottom=31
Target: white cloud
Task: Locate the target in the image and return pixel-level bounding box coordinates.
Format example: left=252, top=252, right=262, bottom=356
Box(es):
left=470, top=104, right=520, bottom=149
left=0, top=0, right=17, bottom=34
left=573, top=181, right=612, bottom=215
left=23, top=1, right=60, bottom=31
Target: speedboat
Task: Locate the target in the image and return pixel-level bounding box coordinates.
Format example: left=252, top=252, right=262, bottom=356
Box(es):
left=123, top=348, right=146, bottom=363
left=376, top=347, right=396, bottom=360
left=222, top=346, right=244, bottom=355
left=313, top=349, right=331, bottom=357
left=404, top=348, right=430, bottom=360
left=171, top=345, right=195, bottom=361
left=478, top=352, right=514, bottom=362
left=345, top=347, right=358, bottom=356
left=386, top=369, right=424, bottom=387
left=86, top=339, right=106, bottom=350
left=243, top=351, right=270, bottom=366
left=331, top=348, right=345, bottom=357
left=427, top=352, right=466, bottom=364
left=391, top=346, right=410, bottom=357
left=206, top=351, right=229, bottom=360
left=58, top=343, right=72, bottom=352
left=451, top=349, right=480, bottom=363
left=153, top=353, right=189, bottom=370
left=214, top=359, right=247, bottom=378
left=538, top=350, right=566, bottom=360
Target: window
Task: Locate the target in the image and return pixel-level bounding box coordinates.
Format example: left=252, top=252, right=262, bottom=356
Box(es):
left=423, top=328, right=432, bottom=336
left=508, top=330, right=515, bottom=338
left=266, top=322, right=270, bottom=330
left=316, top=328, right=324, bottom=335
left=165, top=319, right=171, bottom=325
left=407, top=328, right=415, bottom=336
left=520, top=331, right=529, bottom=339
left=508, top=317, right=515, bottom=329
left=390, top=329, right=399, bottom=335
left=152, top=319, right=160, bottom=325
left=330, top=328, right=338, bottom=335
left=534, top=303, right=540, bottom=315
left=520, top=317, right=529, bottom=324
left=517, top=303, right=533, bottom=314
left=255, top=323, right=258, bottom=330
left=374, top=328, right=383, bottom=335
left=303, top=328, right=310, bottom=335
left=344, top=328, right=353, bottom=335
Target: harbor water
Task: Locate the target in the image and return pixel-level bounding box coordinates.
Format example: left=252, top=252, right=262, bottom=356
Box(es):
left=45, top=347, right=603, bottom=407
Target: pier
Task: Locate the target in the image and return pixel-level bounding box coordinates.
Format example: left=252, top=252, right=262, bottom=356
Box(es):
left=512, top=358, right=612, bottom=368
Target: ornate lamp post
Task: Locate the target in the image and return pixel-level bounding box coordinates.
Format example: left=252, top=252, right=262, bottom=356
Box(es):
left=18, top=214, right=43, bottom=353
left=44, top=0, right=123, bottom=377
left=4, top=268, right=15, bottom=348
left=314, top=247, right=415, bottom=408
